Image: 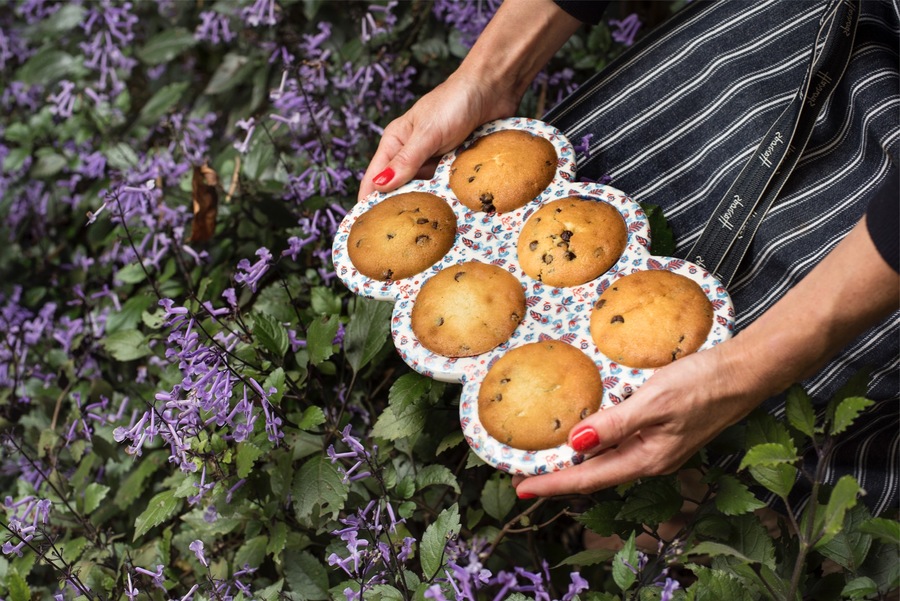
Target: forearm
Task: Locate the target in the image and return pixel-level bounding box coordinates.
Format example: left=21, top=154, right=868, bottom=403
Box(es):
left=456, top=0, right=583, bottom=103
left=723, top=217, right=899, bottom=402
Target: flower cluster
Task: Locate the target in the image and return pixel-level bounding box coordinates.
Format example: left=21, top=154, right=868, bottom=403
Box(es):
left=1, top=495, right=52, bottom=557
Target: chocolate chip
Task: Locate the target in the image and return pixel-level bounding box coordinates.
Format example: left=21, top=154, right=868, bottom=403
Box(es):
left=479, top=192, right=495, bottom=213
left=474, top=163, right=482, bottom=172
left=612, top=287, right=618, bottom=291
left=555, top=207, right=562, bottom=213
left=468, top=176, right=476, bottom=183
left=552, top=419, right=561, bottom=430
left=386, top=233, right=395, bottom=240
left=493, top=393, right=502, bottom=402
left=545, top=160, right=552, bottom=165
left=454, top=271, right=465, bottom=281
left=510, top=312, right=520, bottom=322
left=556, top=240, right=568, bottom=248
left=542, top=254, right=553, bottom=264
left=432, top=221, right=440, bottom=229
left=384, top=269, right=394, bottom=279
left=595, top=299, right=606, bottom=309
left=580, top=408, right=590, bottom=419
left=416, top=235, right=430, bottom=245
left=564, top=251, right=577, bottom=261
left=436, top=317, right=444, bottom=326
left=610, top=315, right=624, bottom=324
left=482, top=203, right=496, bottom=212
left=678, top=335, right=685, bottom=342
left=561, top=230, right=573, bottom=241
left=529, top=240, right=538, bottom=251
left=355, top=239, right=362, bottom=248
left=416, top=218, right=429, bottom=224
left=500, top=378, right=510, bottom=384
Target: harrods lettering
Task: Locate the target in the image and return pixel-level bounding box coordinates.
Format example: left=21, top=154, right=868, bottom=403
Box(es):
left=806, top=70, right=833, bottom=108
left=758, top=131, right=785, bottom=168
left=717, top=195, right=744, bottom=231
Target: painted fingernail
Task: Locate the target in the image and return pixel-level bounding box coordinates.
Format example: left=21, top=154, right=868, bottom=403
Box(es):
left=517, top=491, right=537, bottom=499
left=372, top=167, right=394, bottom=186
left=570, top=426, right=600, bottom=453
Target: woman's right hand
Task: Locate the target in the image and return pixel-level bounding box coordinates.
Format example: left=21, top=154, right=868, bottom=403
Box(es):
left=356, top=71, right=519, bottom=202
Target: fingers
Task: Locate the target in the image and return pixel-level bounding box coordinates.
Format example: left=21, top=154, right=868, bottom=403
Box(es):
left=568, top=393, right=660, bottom=455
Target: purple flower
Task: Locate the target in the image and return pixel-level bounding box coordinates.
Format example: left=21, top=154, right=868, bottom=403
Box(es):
left=233, top=117, right=256, bottom=154
left=609, top=13, right=642, bottom=46
left=195, top=10, right=235, bottom=44
left=234, top=247, right=272, bottom=292
left=660, top=577, right=681, bottom=601
left=189, top=539, right=208, bottom=567
left=47, top=81, right=77, bottom=118
left=134, top=564, right=165, bottom=589
left=242, top=0, right=279, bottom=27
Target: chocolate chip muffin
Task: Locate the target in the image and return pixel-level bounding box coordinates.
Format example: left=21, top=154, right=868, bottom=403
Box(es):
left=347, top=192, right=457, bottom=281
left=411, top=261, right=525, bottom=357
left=478, top=340, right=603, bottom=450
left=590, top=270, right=713, bottom=368
left=517, top=198, right=627, bottom=287
left=449, top=129, right=557, bottom=214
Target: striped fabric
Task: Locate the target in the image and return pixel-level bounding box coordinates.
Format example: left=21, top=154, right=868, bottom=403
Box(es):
left=546, top=0, right=899, bottom=513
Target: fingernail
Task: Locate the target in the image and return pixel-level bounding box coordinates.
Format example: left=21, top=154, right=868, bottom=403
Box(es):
left=570, top=426, right=600, bottom=453
left=517, top=491, right=537, bottom=499
left=372, top=167, right=394, bottom=186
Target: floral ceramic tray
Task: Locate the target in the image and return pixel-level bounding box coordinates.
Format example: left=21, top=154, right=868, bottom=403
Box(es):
left=333, top=118, right=735, bottom=475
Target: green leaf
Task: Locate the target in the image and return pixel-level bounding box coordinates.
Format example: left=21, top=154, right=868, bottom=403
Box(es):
left=858, top=517, right=900, bottom=545
left=372, top=373, right=432, bottom=441
left=83, top=483, right=109, bottom=515
left=115, top=262, right=148, bottom=285
left=263, top=367, right=285, bottom=404
left=7, top=572, right=29, bottom=601
left=830, top=396, right=875, bottom=436
left=33, top=4, right=86, bottom=34
left=310, top=287, right=342, bottom=316
left=114, top=451, right=166, bottom=510
left=366, top=585, right=405, bottom=601
left=133, top=489, right=181, bottom=541
left=415, top=465, right=460, bottom=495
left=611, top=532, right=638, bottom=591
left=344, top=298, right=392, bottom=372
left=436, top=431, right=465, bottom=455
left=106, top=295, right=155, bottom=334
left=616, top=477, right=682, bottom=525
left=815, top=475, right=861, bottom=548
left=420, top=504, right=461, bottom=579
left=858, top=540, right=899, bottom=594
left=102, top=329, right=150, bottom=361
left=137, top=28, right=198, bottom=65
left=30, top=150, right=67, bottom=178
left=291, top=455, right=348, bottom=526
left=235, top=535, right=268, bottom=569
left=257, top=579, right=284, bottom=601
left=236, top=442, right=264, bottom=479
left=284, top=549, right=329, bottom=600
left=204, top=53, right=255, bottom=95
left=481, top=474, right=515, bottom=521
left=556, top=548, right=617, bottom=567
left=14, top=48, right=79, bottom=85
left=137, top=81, right=190, bottom=126
left=817, top=505, right=873, bottom=571
left=748, top=463, right=797, bottom=499
left=841, top=577, right=878, bottom=599
left=641, top=203, right=676, bottom=256
left=252, top=312, right=289, bottom=358
left=577, top=501, right=635, bottom=537
left=745, top=410, right=795, bottom=448
left=784, top=384, right=816, bottom=437
left=738, top=442, right=798, bottom=470
left=307, top=314, right=340, bottom=365
left=685, top=541, right=754, bottom=564
left=725, top=513, right=776, bottom=569
left=714, top=475, right=766, bottom=516
left=267, top=522, right=288, bottom=558
left=685, top=565, right=754, bottom=601
left=104, top=142, right=140, bottom=171
left=296, top=406, right=326, bottom=431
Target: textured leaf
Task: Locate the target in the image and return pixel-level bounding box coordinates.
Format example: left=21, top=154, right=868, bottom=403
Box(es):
left=307, top=314, right=340, bottom=365
left=106, top=294, right=155, bottom=334
left=830, top=396, right=874, bottom=436
left=14, top=48, right=79, bottom=85
left=114, top=451, right=166, bottom=510
left=284, top=549, right=329, bottom=600
left=714, top=475, right=766, bottom=516
left=748, top=463, right=797, bottom=499
left=686, top=541, right=754, bottom=563
left=611, top=532, right=638, bottom=591
left=641, top=202, right=675, bottom=256
left=739, top=442, right=798, bottom=470
left=204, top=53, right=254, bottom=95
left=83, top=483, right=109, bottom=515
left=252, top=312, right=289, bottom=358
left=267, top=522, right=288, bottom=558
left=137, top=28, right=197, bottom=65
left=33, top=4, right=85, bottom=33
left=816, top=475, right=861, bottom=548
left=372, top=373, right=431, bottom=441
left=686, top=566, right=754, bottom=601
left=858, top=517, right=900, bottom=545
left=133, top=489, right=181, bottom=541
left=420, top=504, right=460, bottom=579
left=616, top=477, right=682, bottom=525
left=481, top=474, right=515, bottom=521
left=292, top=454, right=348, bottom=526
left=784, top=384, right=816, bottom=437
left=415, top=464, right=460, bottom=495
left=726, top=513, right=776, bottom=569
left=235, top=535, right=268, bottom=569
left=577, top=501, right=635, bottom=537
left=556, top=548, right=617, bottom=567
left=344, top=298, right=392, bottom=372
left=7, top=572, right=29, bottom=601
left=818, top=505, right=873, bottom=571
left=102, top=329, right=150, bottom=361
left=841, top=577, right=878, bottom=599
left=236, top=442, right=264, bottom=479
left=104, top=142, right=140, bottom=170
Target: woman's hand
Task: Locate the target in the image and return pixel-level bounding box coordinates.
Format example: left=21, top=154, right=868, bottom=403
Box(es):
left=357, top=72, right=519, bottom=201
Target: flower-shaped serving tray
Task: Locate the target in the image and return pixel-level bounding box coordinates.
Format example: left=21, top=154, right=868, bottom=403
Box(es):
left=333, top=118, right=735, bottom=475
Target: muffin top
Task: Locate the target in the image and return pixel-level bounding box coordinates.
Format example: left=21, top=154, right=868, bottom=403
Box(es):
left=590, top=270, right=713, bottom=368
left=347, top=192, right=457, bottom=281
left=449, top=129, right=557, bottom=214
left=478, top=340, right=603, bottom=450
left=517, top=198, right=628, bottom=287
left=411, top=261, right=526, bottom=357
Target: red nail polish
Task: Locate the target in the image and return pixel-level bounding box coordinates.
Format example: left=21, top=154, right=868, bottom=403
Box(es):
left=570, top=426, right=600, bottom=453
left=372, top=167, right=394, bottom=186
left=517, top=491, right=537, bottom=499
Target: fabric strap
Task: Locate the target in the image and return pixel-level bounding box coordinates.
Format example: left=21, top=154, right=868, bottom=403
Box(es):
left=684, top=0, right=860, bottom=286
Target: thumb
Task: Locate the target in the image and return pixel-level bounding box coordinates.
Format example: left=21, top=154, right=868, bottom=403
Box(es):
left=371, top=131, right=445, bottom=193
left=569, top=395, right=656, bottom=455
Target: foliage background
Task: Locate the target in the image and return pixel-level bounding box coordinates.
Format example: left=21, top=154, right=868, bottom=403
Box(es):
left=0, top=1, right=896, bottom=600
